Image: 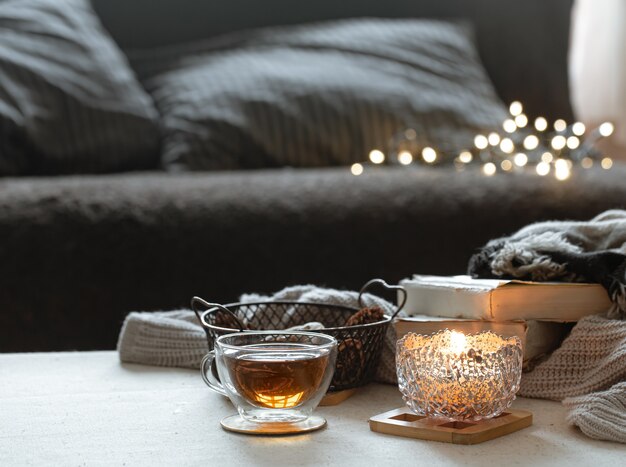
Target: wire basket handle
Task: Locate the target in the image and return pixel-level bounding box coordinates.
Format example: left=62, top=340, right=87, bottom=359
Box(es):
left=191, top=296, right=246, bottom=332
left=358, top=278, right=407, bottom=320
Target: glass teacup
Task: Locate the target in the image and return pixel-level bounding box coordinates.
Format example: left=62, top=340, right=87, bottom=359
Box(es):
left=201, top=331, right=337, bottom=427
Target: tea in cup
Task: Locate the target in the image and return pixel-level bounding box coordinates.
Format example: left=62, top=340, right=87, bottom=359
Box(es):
left=201, top=331, right=337, bottom=432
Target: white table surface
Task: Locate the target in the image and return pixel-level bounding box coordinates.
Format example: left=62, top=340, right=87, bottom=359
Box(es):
left=0, top=351, right=623, bottom=466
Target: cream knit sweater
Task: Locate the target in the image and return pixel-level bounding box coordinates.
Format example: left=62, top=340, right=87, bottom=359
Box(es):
left=519, top=315, right=626, bottom=442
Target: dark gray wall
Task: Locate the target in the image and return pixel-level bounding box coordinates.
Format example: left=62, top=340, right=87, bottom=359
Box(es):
left=92, top=0, right=574, bottom=120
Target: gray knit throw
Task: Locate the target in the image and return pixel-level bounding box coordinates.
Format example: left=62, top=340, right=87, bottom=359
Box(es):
left=117, top=285, right=403, bottom=384
left=468, top=209, right=626, bottom=318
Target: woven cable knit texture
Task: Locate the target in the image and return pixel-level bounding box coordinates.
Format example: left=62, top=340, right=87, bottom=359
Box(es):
left=563, top=382, right=626, bottom=443
left=519, top=315, right=626, bottom=443
left=117, top=285, right=404, bottom=383
left=519, top=315, right=626, bottom=399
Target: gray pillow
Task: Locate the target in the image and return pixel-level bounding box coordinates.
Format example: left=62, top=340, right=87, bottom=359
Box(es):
left=0, top=0, right=160, bottom=175
left=142, top=18, right=507, bottom=170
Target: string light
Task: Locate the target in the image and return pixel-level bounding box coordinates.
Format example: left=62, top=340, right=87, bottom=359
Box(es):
left=554, top=119, right=567, bottom=132
left=503, top=119, right=517, bottom=133
left=572, top=122, right=586, bottom=136
left=599, top=122, right=615, bottom=137
left=421, top=147, right=437, bottom=163
left=566, top=136, right=580, bottom=149
left=474, top=135, right=489, bottom=150
left=482, top=162, right=496, bottom=176
left=398, top=151, right=413, bottom=165
left=459, top=151, right=473, bottom=163
left=536, top=162, right=550, bottom=176
left=509, top=101, right=523, bottom=116
left=404, top=128, right=417, bottom=140
left=369, top=149, right=385, bottom=164
left=355, top=102, right=616, bottom=180
left=514, top=114, right=528, bottom=128
left=514, top=153, right=528, bottom=167
left=551, top=135, right=566, bottom=150
left=534, top=117, right=548, bottom=131
left=488, top=132, right=501, bottom=146
left=351, top=163, right=364, bottom=175
left=500, top=138, right=515, bottom=154
left=523, top=135, right=539, bottom=150
left=555, top=159, right=571, bottom=180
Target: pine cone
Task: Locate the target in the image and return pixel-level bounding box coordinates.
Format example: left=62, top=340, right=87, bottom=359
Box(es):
left=344, top=306, right=385, bottom=327
left=213, top=311, right=248, bottom=330
left=335, top=338, right=365, bottom=384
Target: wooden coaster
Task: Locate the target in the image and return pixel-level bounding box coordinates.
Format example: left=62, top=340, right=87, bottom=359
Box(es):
left=319, top=388, right=357, bottom=406
left=369, top=407, right=532, bottom=445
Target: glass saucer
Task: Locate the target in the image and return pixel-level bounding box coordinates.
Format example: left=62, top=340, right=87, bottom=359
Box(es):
left=220, top=414, right=327, bottom=435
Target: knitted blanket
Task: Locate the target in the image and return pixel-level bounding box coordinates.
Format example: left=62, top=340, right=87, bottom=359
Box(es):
left=520, top=315, right=626, bottom=442
left=117, top=285, right=404, bottom=384
left=468, top=209, right=626, bottom=318
left=468, top=209, right=626, bottom=442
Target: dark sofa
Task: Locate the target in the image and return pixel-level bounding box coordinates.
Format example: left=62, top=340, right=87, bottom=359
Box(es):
left=2, top=0, right=624, bottom=352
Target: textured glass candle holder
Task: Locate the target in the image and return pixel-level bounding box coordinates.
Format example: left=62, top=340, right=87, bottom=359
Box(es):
left=396, top=330, right=523, bottom=422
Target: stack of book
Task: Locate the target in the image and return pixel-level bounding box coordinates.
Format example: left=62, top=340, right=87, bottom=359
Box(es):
left=396, top=275, right=613, bottom=368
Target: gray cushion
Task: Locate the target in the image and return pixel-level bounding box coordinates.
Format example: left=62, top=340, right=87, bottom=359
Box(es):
left=0, top=0, right=160, bottom=175
left=141, top=19, right=507, bottom=170
left=95, top=0, right=574, bottom=120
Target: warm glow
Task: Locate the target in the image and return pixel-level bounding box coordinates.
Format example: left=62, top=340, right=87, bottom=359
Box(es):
left=482, top=162, right=496, bottom=176
left=500, top=138, right=515, bottom=154
left=599, top=122, right=615, bottom=137
left=566, top=136, right=580, bottom=149
left=513, top=153, right=528, bottom=167
left=514, top=114, right=528, bottom=128
left=459, top=151, right=473, bottom=163
left=369, top=149, right=385, bottom=164
left=523, top=135, right=539, bottom=150
left=534, top=117, right=548, bottom=131
left=351, top=163, right=364, bottom=175
left=572, top=122, right=586, bottom=136
left=536, top=162, right=550, bottom=176
left=488, top=132, right=501, bottom=146
left=551, top=135, right=566, bottom=150
left=422, top=147, right=437, bottom=163
left=541, top=152, right=554, bottom=163
left=255, top=391, right=306, bottom=409
left=555, top=159, right=571, bottom=180
left=601, top=157, right=613, bottom=169
left=581, top=157, right=594, bottom=169
left=554, top=119, right=567, bottom=132
left=503, top=119, right=517, bottom=133
left=474, top=135, right=489, bottom=150
left=449, top=331, right=468, bottom=355
left=509, top=101, right=523, bottom=116
left=398, top=151, right=413, bottom=165
left=500, top=159, right=513, bottom=171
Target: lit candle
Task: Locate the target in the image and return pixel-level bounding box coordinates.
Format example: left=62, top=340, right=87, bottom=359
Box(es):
left=396, top=330, right=523, bottom=422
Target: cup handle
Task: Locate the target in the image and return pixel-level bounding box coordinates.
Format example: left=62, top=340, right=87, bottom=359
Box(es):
left=201, top=351, right=227, bottom=396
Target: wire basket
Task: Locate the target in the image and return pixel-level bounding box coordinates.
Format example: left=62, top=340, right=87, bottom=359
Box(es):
left=192, top=279, right=406, bottom=392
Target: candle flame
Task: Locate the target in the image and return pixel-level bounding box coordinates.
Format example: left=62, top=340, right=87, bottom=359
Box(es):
left=449, top=331, right=467, bottom=355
